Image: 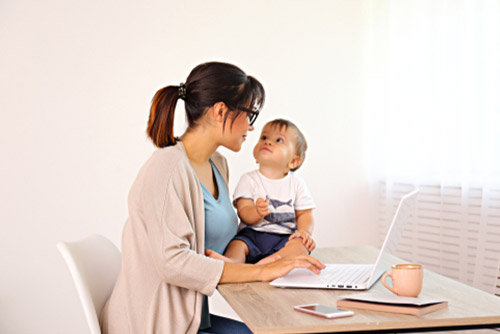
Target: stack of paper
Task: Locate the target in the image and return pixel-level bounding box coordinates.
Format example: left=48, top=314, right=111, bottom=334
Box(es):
left=337, top=292, right=448, bottom=316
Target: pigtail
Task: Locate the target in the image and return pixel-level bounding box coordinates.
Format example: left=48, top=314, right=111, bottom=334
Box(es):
left=147, top=86, right=179, bottom=148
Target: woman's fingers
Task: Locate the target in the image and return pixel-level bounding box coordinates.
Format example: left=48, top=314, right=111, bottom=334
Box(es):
left=205, top=249, right=234, bottom=263
left=299, top=254, right=325, bottom=270
left=284, top=256, right=324, bottom=274
left=260, top=255, right=325, bottom=281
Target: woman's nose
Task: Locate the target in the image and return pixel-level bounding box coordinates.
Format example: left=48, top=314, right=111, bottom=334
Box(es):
left=249, top=125, right=254, bottom=131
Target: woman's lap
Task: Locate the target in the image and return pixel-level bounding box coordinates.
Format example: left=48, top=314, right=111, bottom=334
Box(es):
left=198, top=314, right=252, bottom=334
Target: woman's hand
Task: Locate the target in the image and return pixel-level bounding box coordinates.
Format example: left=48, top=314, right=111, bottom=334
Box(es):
left=218, top=253, right=325, bottom=284
left=255, top=254, right=281, bottom=265
left=257, top=254, right=325, bottom=282
left=289, top=230, right=316, bottom=252
left=205, top=249, right=235, bottom=263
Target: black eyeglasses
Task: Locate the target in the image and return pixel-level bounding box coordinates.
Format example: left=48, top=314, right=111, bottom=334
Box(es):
left=227, top=105, right=260, bottom=126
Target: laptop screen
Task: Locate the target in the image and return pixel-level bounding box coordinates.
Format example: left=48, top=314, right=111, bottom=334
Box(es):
left=368, top=189, right=419, bottom=285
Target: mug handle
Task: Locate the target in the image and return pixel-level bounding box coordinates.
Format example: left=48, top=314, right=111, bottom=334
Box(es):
left=382, top=272, right=397, bottom=295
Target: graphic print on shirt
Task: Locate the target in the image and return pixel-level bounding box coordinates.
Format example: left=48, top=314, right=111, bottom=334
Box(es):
left=262, top=195, right=297, bottom=232
left=267, top=198, right=293, bottom=208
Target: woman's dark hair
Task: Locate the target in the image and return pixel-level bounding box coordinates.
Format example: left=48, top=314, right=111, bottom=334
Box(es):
left=147, top=62, right=265, bottom=148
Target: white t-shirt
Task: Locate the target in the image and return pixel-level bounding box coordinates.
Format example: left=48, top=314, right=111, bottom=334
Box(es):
left=233, top=170, right=315, bottom=234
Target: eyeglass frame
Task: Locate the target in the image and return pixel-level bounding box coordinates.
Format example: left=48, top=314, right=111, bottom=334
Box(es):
left=226, top=104, right=260, bottom=126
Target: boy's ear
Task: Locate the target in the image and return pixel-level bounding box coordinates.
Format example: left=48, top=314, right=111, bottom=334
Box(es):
left=288, top=155, right=302, bottom=170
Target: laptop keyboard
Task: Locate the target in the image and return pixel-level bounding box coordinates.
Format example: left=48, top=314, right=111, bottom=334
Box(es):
left=318, top=264, right=373, bottom=286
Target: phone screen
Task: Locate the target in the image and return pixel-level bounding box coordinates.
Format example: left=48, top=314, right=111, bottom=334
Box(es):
left=299, top=304, right=344, bottom=314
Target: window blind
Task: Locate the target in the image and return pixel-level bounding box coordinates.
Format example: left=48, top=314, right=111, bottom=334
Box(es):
left=377, top=182, right=500, bottom=296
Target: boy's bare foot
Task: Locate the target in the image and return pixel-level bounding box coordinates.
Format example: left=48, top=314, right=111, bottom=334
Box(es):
left=205, top=249, right=238, bottom=263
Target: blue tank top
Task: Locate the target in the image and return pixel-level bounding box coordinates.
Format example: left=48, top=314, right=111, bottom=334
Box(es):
left=199, top=159, right=238, bottom=329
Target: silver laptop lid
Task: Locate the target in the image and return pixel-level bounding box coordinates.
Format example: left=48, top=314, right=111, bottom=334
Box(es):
left=367, top=189, right=419, bottom=286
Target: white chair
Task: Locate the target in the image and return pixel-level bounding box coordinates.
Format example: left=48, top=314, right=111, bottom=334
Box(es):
left=57, top=234, right=121, bottom=334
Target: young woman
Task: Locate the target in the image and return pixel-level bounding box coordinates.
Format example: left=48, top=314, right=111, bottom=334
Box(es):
left=99, top=62, right=324, bottom=334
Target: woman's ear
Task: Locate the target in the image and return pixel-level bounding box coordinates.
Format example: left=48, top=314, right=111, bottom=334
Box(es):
left=211, top=102, right=228, bottom=123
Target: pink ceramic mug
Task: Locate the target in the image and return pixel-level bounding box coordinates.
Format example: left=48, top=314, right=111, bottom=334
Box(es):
left=382, top=264, right=423, bottom=297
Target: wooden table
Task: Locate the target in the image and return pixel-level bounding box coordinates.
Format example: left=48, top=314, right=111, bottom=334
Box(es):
left=218, top=246, right=500, bottom=334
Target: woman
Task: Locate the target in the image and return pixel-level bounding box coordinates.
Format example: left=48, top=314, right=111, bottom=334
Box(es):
left=100, top=62, right=324, bottom=334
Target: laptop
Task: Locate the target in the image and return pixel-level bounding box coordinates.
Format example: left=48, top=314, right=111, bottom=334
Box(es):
left=270, top=189, right=419, bottom=290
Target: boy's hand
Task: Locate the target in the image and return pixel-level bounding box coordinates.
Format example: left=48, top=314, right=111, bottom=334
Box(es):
left=289, top=230, right=316, bottom=252
left=255, top=198, right=270, bottom=217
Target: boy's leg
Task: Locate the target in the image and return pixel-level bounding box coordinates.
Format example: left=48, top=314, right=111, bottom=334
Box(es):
left=274, top=238, right=309, bottom=258
left=205, top=240, right=248, bottom=263
left=256, top=235, right=308, bottom=264
left=223, top=240, right=249, bottom=263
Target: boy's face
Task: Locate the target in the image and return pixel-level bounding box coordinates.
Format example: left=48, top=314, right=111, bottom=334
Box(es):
left=253, top=124, right=301, bottom=172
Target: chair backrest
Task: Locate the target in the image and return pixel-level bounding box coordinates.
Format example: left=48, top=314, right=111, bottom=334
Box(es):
left=57, top=234, right=121, bottom=334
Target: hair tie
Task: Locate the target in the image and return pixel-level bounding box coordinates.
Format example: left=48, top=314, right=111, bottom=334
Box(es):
left=178, top=83, right=187, bottom=100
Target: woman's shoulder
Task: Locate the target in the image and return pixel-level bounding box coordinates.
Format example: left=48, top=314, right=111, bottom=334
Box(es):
left=136, top=143, right=192, bottom=186
left=210, top=150, right=228, bottom=175
left=129, top=143, right=197, bottom=201
left=148, top=144, right=188, bottom=169
left=210, top=150, right=227, bottom=165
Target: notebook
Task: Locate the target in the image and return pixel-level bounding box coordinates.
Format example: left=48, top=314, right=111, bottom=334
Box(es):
left=270, top=189, right=419, bottom=290
left=337, top=292, right=448, bottom=316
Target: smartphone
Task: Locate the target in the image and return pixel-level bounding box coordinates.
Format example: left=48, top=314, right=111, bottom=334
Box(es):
left=294, top=304, right=354, bottom=319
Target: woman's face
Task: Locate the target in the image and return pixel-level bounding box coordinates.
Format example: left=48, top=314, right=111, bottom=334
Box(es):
left=221, top=112, right=254, bottom=152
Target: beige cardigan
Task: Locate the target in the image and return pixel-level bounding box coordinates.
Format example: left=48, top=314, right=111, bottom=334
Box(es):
left=100, top=142, right=226, bottom=334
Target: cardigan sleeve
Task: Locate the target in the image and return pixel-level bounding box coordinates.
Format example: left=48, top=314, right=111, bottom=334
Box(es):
left=141, top=158, right=225, bottom=296
left=160, top=182, right=224, bottom=295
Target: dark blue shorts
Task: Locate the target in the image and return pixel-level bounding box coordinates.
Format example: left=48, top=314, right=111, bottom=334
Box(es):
left=198, top=314, right=251, bottom=334
left=233, top=228, right=290, bottom=264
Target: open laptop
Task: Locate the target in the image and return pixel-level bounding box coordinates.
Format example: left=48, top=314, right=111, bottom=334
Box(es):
left=270, top=189, right=419, bottom=290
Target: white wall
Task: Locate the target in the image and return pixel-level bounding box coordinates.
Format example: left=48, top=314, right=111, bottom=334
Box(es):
left=0, top=1, right=375, bottom=333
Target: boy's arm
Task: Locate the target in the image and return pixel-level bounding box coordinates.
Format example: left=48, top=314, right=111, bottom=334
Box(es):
left=236, top=198, right=269, bottom=225
left=290, top=209, right=315, bottom=251
left=295, top=209, right=314, bottom=235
